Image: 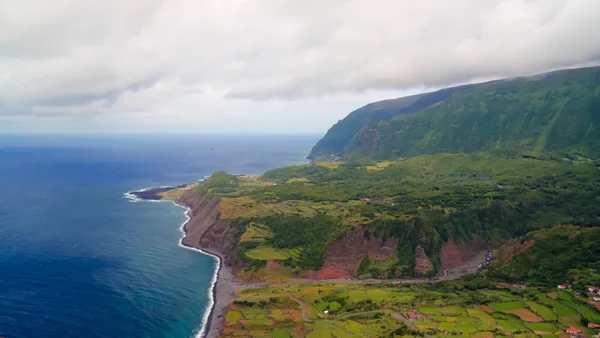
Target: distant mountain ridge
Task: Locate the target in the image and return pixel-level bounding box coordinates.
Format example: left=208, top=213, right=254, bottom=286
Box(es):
left=309, top=66, right=600, bottom=160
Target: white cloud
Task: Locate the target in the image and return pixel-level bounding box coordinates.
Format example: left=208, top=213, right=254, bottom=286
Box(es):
left=0, top=0, right=599, bottom=133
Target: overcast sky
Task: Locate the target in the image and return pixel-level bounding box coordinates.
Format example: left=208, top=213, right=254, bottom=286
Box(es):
left=1, top=0, right=600, bottom=134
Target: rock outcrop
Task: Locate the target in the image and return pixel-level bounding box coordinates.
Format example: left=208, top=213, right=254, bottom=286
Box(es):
left=316, top=228, right=398, bottom=279
left=413, top=245, right=434, bottom=275
left=440, top=238, right=463, bottom=270
left=440, top=236, right=486, bottom=270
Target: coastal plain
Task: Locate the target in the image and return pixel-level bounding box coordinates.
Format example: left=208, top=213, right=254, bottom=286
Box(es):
left=221, top=281, right=600, bottom=337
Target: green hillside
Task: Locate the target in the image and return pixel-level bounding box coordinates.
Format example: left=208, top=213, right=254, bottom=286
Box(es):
left=309, top=66, right=600, bottom=160
left=487, top=226, right=600, bottom=288
left=172, top=153, right=600, bottom=279
left=308, top=85, right=473, bottom=159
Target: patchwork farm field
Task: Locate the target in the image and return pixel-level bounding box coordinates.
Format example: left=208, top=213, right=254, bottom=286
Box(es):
left=221, top=282, right=600, bottom=337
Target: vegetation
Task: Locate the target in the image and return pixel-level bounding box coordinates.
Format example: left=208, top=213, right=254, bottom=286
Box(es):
left=174, top=66, right=600, bottom=336
left=487, top=226, right=600, bottom=288
left=309, top=66, right=600, bottom=160
left=197, top=171, right=239, bottom=195
left=222, top=280, right=600, bottom=337
left=157, top=66, right=600, bottom=337
left=308, top=85, right=474, bottom=160
left=186, top=152, right=600, bottom=278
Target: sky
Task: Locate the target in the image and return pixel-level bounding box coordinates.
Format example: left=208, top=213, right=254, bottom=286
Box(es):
left=1, top=0, right=600, bottom=134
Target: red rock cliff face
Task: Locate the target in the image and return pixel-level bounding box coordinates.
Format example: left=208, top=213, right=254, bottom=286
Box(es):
left=413, top=245, right=434, bottom=275
left=316, top=228, right=398, bottom=279
left=440, top=236, right=486, bottom=270
left=440, top=238, right=463, bottom=270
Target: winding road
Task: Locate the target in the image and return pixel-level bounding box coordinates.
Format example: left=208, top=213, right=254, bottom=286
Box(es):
left=290, top=297, right=416, bottom=336
left=290, top=297, right=313, bottom=323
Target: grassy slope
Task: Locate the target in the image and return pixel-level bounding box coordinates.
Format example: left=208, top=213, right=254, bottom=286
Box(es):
left=308, top=84, right=477, bottom=159
left=307, top=94, right=425, bottom=159
left=487, top=226, right=600, bottom=288
left=309, top=66, right=600, bottom=160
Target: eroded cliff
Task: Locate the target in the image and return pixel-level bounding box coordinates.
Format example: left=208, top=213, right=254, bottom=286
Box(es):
left=315, top=228, right=398, bottom=279
left=440, top=236, right=486, bottom=270
left=174, top=188, right=239, bottom=270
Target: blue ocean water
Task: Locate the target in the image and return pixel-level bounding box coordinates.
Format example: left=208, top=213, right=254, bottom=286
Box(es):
left=0, top=134, right=319, bottom=338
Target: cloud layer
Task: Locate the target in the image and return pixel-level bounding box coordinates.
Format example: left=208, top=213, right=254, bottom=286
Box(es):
left=1, top=0, right=599, bottom=132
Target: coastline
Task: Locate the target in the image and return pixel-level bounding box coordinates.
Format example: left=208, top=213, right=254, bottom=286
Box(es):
left=170, top=199, right=243, bottom=338
left=171, top=200, right=220, bottom=338
left=126, top=187, right=235, bottom=338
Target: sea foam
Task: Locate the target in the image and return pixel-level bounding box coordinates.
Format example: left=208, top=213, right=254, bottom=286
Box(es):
left=123, top=186, right=218, bottom=338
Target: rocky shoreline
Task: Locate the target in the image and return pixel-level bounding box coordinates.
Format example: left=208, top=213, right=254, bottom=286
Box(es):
left=173, top=201, right=225, bottom=338
left=175, top=200, right=244, bottom=338
left=128, top=184, right=188, bottom=200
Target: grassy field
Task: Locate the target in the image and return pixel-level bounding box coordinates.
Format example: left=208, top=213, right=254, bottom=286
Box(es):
left=239, top=222, right=273, bottom=243
left=490, top=301, right=523, bottom=311
left=526, top=301, right=557, bottom=321
left=536, top=294, right=579, bottom=316
left=244, top=245, right=299, bottom=260
left=365, top=161, right=393, bottom=171
left=220, top=282, right=600, bottom=337
left=315, top=162, right=343, bottom=169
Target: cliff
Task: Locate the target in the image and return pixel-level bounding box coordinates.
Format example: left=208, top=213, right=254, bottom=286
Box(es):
left=315, top=228, right=398, bottom=279
left=440, top=236, right=486, bottom=270
left=309, top=66, right=600, bottom=160
left=174, top=188, right=240, bottom=271
left=413, top=245, right=434, bottom=275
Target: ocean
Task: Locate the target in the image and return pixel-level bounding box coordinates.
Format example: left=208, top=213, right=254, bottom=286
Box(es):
left=0, top=134, right=319, bottom=338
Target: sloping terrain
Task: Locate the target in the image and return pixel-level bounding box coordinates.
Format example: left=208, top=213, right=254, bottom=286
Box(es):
left=222, top=278, right=600, bottom=337
left=309, top=66, right=600, bottom=160
left=487, top=226, right=600, bottom=288
left=308, top=84, right=474, bottom=159
left=164, top=153, right=600, bottom=281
